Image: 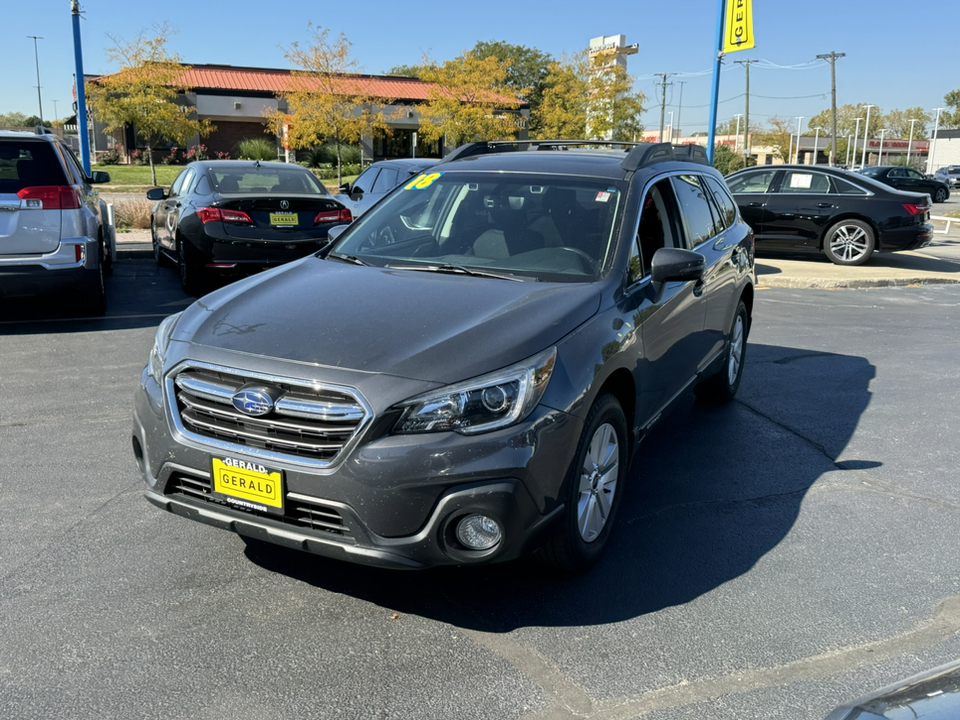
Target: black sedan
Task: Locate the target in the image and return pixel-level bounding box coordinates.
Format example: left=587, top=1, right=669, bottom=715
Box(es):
left=726, top=165, right=933, bottom=266
left=859, top=165, right=950, bottom=203
left=147, top=160, right=352, bottom=294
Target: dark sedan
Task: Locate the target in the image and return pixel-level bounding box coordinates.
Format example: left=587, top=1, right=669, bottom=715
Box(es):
left=147, top=160, right=352, bottom=294
left=859, top=165, right=950, bottom=203
left=726, top=165, right=933, bottom=266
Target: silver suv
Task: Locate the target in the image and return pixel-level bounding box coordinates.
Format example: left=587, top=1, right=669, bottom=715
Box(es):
left=0, top=129, right=114, bottom=314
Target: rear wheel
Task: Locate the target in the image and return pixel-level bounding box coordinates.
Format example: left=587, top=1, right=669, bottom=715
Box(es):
left=823, top=219, right=874, bottom=266
left=536, top=393, right=628, bottom=573
left=695, top=300, right=748, bottom=403
left=178, top=236, right=206, bottom=296
left=82, top=253, right=106, bottom=316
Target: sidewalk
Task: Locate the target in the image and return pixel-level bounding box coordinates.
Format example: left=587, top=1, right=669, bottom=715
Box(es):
left=115, top=228, right=960, bottom=289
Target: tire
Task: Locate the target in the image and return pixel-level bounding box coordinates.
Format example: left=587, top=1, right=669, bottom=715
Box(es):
left=536, top=393, right=629, bottom=573
left=695, top=300, right=748, bottom=404
left=178, top=236, right=206, bottom=296
left=100, top=234, right=113, bottom=276
left=152, top=220, right=171, bottom=267
left=934, top=187, right=948, bottom=203
left=823, top=219, right=875, bottom=266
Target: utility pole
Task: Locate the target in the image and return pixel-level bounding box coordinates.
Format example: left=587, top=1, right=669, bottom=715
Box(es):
left=861, top=104, right=875, bottom=169
left=655, top=73, right=675, bottom=142
left=794, top=116, right=804, bottom=164
left=733, top=58, right=757, bottom=165
left=28, top=35, right=44, bottom=125
left=816, top=51, right=845, bottom=166
left=675, top=81, right=686, bottom=142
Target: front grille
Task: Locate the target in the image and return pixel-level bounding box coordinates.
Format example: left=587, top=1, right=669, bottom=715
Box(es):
left=170, top=364, right=369, bottom=466
left=168, top=472, right=349, bottom=537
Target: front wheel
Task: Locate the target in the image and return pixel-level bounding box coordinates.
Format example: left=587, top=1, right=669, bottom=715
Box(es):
left=695, top=300, right=748, bottom=403
left=934, top=187, right=948, bottom=203
left=536, top=393, right=629, bottom=573
left=152, top=220, right=171, bottom=267
left=823, top=219, right=875, bottom=266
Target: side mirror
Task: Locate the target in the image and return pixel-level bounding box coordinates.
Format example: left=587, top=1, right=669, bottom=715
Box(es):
left=146, top=187, right=167, bottom=201
left=648, top=248, right=706, bottom=302
left=350, top=187, right=364, bottom=201
left=326, top=224, right=349, bottom=244
left=90, top=171, right=110, bottom=184
left=339, top=183, right=351, bottom=193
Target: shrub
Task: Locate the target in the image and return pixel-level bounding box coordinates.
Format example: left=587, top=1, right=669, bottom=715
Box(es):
left=161, top=146, right=185, bottom=165
left=235, top=138, right=277, bottom=161
left=185, top=144, right=210, bottom=162
left=129, top=149, right=148, bottom=166
left=99, top=147, right=122, bottom=165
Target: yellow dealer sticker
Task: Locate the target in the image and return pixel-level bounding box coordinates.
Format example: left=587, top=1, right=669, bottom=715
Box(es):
left=404, top=172, right=444, bottom=190
left=212, top=457, right=284, bottom=512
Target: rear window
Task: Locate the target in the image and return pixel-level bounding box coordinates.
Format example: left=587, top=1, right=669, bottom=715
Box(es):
left=0, top=140, right=68, bottom=193
left=211, top=167, right=328, bottom=195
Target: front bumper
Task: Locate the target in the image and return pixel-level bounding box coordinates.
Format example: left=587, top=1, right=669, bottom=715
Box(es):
left=133, top=362, right=581, bottom=569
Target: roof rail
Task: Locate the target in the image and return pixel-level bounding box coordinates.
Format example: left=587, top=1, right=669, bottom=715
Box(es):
left=34, top=126, right=54, bottom=135
left=438, top=140, right=712, bottom=170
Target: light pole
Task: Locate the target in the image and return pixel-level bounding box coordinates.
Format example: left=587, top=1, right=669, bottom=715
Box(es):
left=877, top=129, right=889, bottom=165
left=794, top=116, right=804, bottom=164
left=845, top=134, right=853, bottom=166
left=27, top=35, right=44, bottom=125
left=852, top=117, right=863, bottom=169
left=860, top=104, right=875, bottom=168
left=667, top=111, right=674, bottom=143
left=907, top=118, right=919, bottom=166
left=812, top=127, right=823, bottom=165
left=733, top=114, right=742, bottom=152
left=928, top=108, right=944, bottom=175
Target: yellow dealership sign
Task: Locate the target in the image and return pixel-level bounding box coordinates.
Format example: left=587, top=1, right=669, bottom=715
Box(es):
left=724, top=0, right=755, bottom=53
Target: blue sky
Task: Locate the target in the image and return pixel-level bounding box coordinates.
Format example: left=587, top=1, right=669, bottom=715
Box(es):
left=3, top=0, right=958, bottom=137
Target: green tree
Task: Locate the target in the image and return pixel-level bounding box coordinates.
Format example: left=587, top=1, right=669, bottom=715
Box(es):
left=267, top=26, right=397, bottom=185
left=754, top=116, right=793, bottom=161
left=470, top=41, right=553, bottom=135
left=941, top=90, right=960, bottom=129
left=416, top=51, right=525, bottom=148
left=0, top=111, right=29, bottom=127
left=715, top=118, right=743, bottom=136
left=385, top=63, right=424, bottom=78
left=535, top=53, right=645, bottom=141
left=713, top=143, right=745, bottom=175
left=87, top=27, right=212, bottom=185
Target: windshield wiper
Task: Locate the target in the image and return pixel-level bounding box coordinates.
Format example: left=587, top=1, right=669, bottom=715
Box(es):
left=387, top=264, right=529, bottom=282
left=327, top=253, right=368, bottom=266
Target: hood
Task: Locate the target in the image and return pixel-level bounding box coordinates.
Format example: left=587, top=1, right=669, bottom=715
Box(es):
left=174, top=257, right=601, bottom=384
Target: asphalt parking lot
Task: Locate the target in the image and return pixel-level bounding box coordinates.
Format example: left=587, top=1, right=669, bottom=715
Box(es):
left=2, top=249, right=960, bottom=720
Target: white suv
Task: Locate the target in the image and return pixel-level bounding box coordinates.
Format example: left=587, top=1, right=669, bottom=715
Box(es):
left=0, top=129, right=114, bottom=314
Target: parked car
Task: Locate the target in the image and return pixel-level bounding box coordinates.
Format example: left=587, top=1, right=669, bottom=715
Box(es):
left=825, top=659, right=960, bottom=719
left=726, top=165, right=933, bottom=266
left=934, top=165, right=960, bottom=188
left=0, top=129, right=114, bottom=314
left=134, top=140, right=755, bottom=572
left=147, top=160, right=352, bottom=295
left=859, top=165, right=950, bottom=203
left=335, top=158, right=439, bottom=218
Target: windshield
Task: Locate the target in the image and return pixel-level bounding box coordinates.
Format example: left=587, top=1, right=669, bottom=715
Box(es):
left=330, top=171, right=624, bottom=282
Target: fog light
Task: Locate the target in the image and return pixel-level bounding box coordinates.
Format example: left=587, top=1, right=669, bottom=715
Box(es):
left=456, top=514, right=502, bottom=551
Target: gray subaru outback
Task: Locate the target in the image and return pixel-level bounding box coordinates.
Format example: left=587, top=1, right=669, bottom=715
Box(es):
left=133, top=140, right=755, bottom=572
left=0, top=129, right=114, bottom=314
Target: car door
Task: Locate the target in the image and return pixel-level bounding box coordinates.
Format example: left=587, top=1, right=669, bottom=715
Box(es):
left=759, top=169, right=838, bottom=249
left=623, top=176, right=713, bottom=423
left=726, top=168, right=778, bottom=240
left=159, top=166, right=196, bottom=251
left=340, top=165, right=381, bottom=217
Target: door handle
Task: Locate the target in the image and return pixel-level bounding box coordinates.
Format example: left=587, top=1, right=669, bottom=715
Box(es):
left=817, top=202, right=834, bottom=208
left=746, top=201, right=765, bottom=207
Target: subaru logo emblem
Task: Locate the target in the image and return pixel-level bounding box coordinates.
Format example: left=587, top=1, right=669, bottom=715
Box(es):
left=280, top=199, right=289, bottom=210
left=232, top=388, right=275, bottom=416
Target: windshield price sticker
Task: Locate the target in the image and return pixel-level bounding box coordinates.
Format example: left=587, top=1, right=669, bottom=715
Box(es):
left=404, top=172, right=444, bottom=191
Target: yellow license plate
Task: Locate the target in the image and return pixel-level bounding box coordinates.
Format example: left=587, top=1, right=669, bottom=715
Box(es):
left=270, top=212, right=298, bottom=227
left=212, top=458, right=284, bottom=512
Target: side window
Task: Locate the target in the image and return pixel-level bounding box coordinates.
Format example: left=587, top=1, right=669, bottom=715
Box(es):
left=371, top=167, right=399, bottom=193
left=629, top=179, right=681, bottom=283
left=177, top=167, right=197, bottom=196
left=670, top=175, right=718, bottom=248
left=169, top=168, right=190, bottom=197
left=58, top=142, right=86, bottom=184
left=906, top=168, right=924, bottom=180
left=832, top=177, right=869, bottom=195
left=888, top=168, right=907, bottom=178
left=194, top=174, right=212, bottom=195
left=780, top=171, right=830, bottom=194
left=726, top=170, right=776, bottom=194
left=352, top=167, right=380, bottom=195
left=704, top=176, right=738, bottom=229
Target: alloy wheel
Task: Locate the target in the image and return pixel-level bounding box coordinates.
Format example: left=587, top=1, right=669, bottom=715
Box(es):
left=577, top=422, right=620, bottom=543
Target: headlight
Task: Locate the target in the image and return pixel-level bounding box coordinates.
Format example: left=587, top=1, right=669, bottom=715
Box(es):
left=394, top=347, right=557, bottom=435
left=148, top=312, right=183, bottom=384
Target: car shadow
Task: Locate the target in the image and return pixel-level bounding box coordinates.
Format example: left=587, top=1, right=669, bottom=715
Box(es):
left=243, top=342, right=877, bottom=631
